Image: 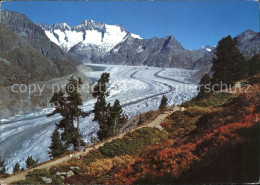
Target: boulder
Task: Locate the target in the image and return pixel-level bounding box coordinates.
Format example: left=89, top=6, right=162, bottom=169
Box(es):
left=56, top=172, right=67, bottom=176
left=41, top=177, right=52, bottom=184
left=70, top=166, right=80, bottom=173
left=172, top=106, right=180, bottom=112
left=154, top=124, right=164, bottom=131
left=180, top=107, right=186, bottom=111
left=66, top=170, right=74, bottom=177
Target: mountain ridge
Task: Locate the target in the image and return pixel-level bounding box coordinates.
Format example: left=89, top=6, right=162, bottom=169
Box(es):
left=39, top=20, right=210, bottom=68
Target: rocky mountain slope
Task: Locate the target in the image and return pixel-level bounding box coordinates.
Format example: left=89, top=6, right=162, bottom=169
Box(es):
left=1, top=10, right=81, bottom=67
left=92, top=35, right=205, bottom=68
left=236, top=30, right=260, bottom=59
left=0, top=23, right=73, bottom=86
left=0, top=10, right=90, bottom=118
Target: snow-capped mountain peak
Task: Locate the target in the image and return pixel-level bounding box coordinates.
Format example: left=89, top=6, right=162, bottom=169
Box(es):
left=199, top=45, right=213, bottom=52
left=38, top=20, right=142, bottom=53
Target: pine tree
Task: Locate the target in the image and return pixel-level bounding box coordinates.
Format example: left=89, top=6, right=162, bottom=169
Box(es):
left=26, top=156, right=37, bottom=168
left=65, top=77, right=87, bottom=150
left=48, top=77, right=87, bottom=151
left=197, top=73, right=211, bottom=99
left=66, top=77, right=87, bottom=130
left=13, top=163, right=20, bottom=173
left=48, top=91, right=70, bottom=129
left=48, top=128, right=67, bottom=158
left=137, top=114, right=144, bottom=125
left=248, top=54, right=260, bottom=76
left=159, top=95, right=168, bottom=111
left=0, top=160, right=6, bottom=175
left=109, top=99, right=128, bottom=136
left=92, top=73, right=110, bottom=140
left=61, top=124, right=85, bottom=150
left=211, top=36, right=247, bottom=90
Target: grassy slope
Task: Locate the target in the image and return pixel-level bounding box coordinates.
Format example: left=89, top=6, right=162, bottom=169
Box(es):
left=12, top=75, right=260, bottom=185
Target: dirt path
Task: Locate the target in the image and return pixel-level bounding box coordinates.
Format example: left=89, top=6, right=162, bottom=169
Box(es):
left=1, top=109, right=179, bottom=184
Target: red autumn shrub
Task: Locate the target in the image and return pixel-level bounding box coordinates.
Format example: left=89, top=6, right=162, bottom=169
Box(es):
left=104, top=97, right=259, bottom=184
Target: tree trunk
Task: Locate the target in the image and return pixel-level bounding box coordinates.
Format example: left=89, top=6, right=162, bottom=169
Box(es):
left=76, top=117, right=80, bottom=130
left=113, top=118, right=117, bottom=136
left=75, top=117, right=81, bottom=151
left=76, top=139, right=81, bottom=151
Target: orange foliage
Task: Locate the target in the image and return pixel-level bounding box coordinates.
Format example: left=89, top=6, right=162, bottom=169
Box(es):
left=160, top=121, right=172, bottom=128
left=105, top=143, right=198, bottom=184
left=105, top=103, right=259, bottom=184
left=68, top=92, right=260, bottom=185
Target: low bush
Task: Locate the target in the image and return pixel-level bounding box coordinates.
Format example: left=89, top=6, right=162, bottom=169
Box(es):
left=161, top=106, right=211, bottom=140
left=196, top=92, right=259, bottom=129
left=65, top=156, right=134, bottom=184
left=183, top=93, right=234, bottom=108
left=82, top=149, right=104, bottom=166
left=246, top=75, right=260, bottom=85
left=176, top=123, right=260, bottom=183
left=15, top=169, right=62, bottom=184
left=85, top=155, right=134, bottom=178
left=99, top=128, right=167, bottom=158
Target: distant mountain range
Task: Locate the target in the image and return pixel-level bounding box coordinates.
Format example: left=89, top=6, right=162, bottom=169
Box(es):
left=39, top=19, right=259, bottom=70
left=1, top=9, right=259, bottom=82
left=39, top=21, right=209, bottom=68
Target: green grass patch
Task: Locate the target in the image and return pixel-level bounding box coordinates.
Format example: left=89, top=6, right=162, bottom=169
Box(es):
left=162, top=103, right=213, bottom=139
left=99, top=128, right=167, bottom=158
left=183, top=93, right=234, bottom=108
left=83, top=150, right=105, bottom=166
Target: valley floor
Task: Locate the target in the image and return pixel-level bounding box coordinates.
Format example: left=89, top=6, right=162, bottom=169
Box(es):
left=0, top=64, right=198, bottom=173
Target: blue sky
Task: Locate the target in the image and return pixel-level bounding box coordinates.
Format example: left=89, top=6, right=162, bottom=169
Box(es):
left=2, top=0, right=259, bottom=49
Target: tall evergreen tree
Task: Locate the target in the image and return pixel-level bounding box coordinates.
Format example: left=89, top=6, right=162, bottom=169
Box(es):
left=109, top=99, right=128, bottom=136
left=48, top=128, right=67, bottom=158
left=197, top=73, right=211, bottom=99
left=92, top=73, right=110, bottom=140
left=61, top=124, right=85, bottom=150
left=211, top=35, right=246, bottom=90
left=248, top=54, right=260, bottom=76
left=48, top=91, right=70, bottom=129
left=65, top=77, right=87, bottom=149
left=13, top=163, right=20, bottom=173
left=0, top=160, right=6, bottom=175
left=26, top=156, right=37, bottom=168
left=159, top=95, right=168, bottom=111
left=66, top=77, right=86, bottom=130
left=48, top=77, right=87, bottom=151
left=137, top=114, right=144, bottom=126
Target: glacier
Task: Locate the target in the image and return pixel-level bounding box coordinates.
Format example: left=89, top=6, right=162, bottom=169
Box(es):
left=0, top=64, right=198, bottom=173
